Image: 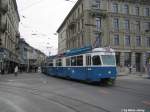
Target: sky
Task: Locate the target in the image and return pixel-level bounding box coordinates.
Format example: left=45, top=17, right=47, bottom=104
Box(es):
left=16, top=0, right=77, bottom=55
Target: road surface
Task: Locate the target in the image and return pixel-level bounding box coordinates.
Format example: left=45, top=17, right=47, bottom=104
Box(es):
left=0, top=73, right=149, bottom=112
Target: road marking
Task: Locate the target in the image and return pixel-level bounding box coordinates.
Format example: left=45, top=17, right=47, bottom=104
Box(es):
left=7, top=80, right=15, bottom=82
left=142, top=101, right=150, bottom=106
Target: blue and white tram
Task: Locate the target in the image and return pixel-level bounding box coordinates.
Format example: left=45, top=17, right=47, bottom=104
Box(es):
left=42, top=46, right=117, bottom=84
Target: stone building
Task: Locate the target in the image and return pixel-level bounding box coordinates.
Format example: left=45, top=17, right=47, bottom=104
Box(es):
left=0, top=0, right=20, bottom=73
left=57, top=0, right=150, bottom=72
left=19, top=38, right=46, bottom=72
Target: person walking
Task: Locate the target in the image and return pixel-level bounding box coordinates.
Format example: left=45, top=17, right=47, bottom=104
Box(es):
left=14, top=66, right=18, bottom=76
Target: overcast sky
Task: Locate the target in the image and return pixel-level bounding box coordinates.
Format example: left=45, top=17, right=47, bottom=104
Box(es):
left=16, top=0, right=77, bottom=55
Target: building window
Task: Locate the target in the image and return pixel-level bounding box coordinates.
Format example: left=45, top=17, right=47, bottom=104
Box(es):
left=145, top=8, right=150, bottom=16
left=0, top=38, right=2, bottom=46
left=136, top=36, right=141, bottom=47
left=125, top=35, right=130, bottom=46
left=146, top=37, right=150, bottom=47
left=113, top=18, right=119, bottom=31
left=124, top=4, right=129, bottom=14
left=78, top=8, right=80, bottom=17
left=135, top=6, right=139, bottom=16
left=144, top=22, right=150, bottom=32
left=79, top=21, right=81, bottom=31
left=93, top=33, right=102, bottom=48
left=114, top=34, right=119, bottom=46
left=96, top=17, right=101, bottom=31
left=135, top=21, right=140, bottom=32
left=124, top=19, right=130, bottom=31
left=93, top=0, right=101, bottom=9
left=124, top=52, right=131, bottom=66
left=81, top=19, right=84, bottom=29
left=112, top=3, right=118, bottom=13
left=115, top=52, right=120, bottom=66
left=82, top=4, right=84, bottom=13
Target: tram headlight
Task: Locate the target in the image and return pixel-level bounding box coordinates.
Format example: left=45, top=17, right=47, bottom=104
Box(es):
left=108, top=71, right=111, bottom=74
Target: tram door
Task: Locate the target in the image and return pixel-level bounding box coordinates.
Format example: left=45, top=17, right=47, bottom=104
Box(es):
left=86, top=55, right=92, bottom=80
left=86, top=54, right=102, bottom=81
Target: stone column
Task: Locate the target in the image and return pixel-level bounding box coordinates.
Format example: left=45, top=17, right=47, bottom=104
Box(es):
left=120, top=52, right=125, bottom=67
left=119, top=52, right=125, bottom=73
left=141, top=52, right=146, bottom=73
left=131, top=52, right=136, bottom=73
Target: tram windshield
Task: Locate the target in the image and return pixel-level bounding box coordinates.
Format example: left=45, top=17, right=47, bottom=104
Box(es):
left=101, top=55, right=116, bottom=66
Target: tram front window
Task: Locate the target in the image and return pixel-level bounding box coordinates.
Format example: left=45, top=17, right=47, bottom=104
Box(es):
left=92, top=55, right=101, bottom=65
left=101, top=55, right=116, bottom=66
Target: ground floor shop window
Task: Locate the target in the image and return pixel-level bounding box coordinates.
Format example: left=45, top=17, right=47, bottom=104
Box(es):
left=115, top=52, right=120, bottom=66
left=124, top=52, right=131, bottom=67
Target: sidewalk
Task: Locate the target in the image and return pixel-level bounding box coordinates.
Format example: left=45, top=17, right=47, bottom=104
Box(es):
left=118, top=71, right=150, bottom=79
left=117, top=67, right=150, bottom=78
left=0, top=72, right=40, bottom=79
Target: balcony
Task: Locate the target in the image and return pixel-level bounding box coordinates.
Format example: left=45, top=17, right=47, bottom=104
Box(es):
left=118, top=0, right=150, bottom=5
left=0, top=0, right=8, bottom=14
left=89, top=9, right=107, bottom=18
left=93, top=29, right=103, bottom=36
left=16, top=32, right=20, bottom=38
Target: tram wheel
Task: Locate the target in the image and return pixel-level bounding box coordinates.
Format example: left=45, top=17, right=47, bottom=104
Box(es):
left=107, top=79, right=115, bottom=86
left=101, top=78, right=115, bottom=86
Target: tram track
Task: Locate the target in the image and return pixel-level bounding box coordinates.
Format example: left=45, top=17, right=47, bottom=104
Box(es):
left=0, top=83, right=110, bottom=112
left=113, top=80, right=150, bottom=97
left=103, top=83, right=150, bottom=100
left=0, top=87, right=78, bottom=112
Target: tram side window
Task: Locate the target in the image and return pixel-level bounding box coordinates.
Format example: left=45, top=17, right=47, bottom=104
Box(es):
left=92, top=55, right=101, bottom=65
left=71, top=57, right=77, bottom=66
left=48, top=60, right=53, bottom=66
left=66, top=58, right=70, bottom=66
left=86, top=55, right=91, bottom=66
left=56, top=59, right=62, bottom=66
left=77, top=55, right=83, bottom=66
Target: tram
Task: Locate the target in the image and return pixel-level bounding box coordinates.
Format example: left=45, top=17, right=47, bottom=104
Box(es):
left=42, top=46, right=117, bottom=84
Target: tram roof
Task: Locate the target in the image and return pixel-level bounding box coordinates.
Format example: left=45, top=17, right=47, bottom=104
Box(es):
left=92, top=48, right=115, bottom=52
left=48, top=46, right=115, bottom=59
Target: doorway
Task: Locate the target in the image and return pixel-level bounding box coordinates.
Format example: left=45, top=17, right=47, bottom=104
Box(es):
left=135, top=53, right=142, bottom=72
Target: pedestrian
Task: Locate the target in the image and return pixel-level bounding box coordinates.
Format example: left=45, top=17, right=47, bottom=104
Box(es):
left=127, top=64, right=132, bottom=73
left=38, top=66, right=41, bottom=73
left=14, top=66, right=18, bottom=76
left=1, top=68, right=4, bottom=75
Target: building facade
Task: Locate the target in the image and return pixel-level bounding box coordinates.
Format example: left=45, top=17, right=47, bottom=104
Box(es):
left=57, top=0, right=150, bottom=72
left=19, top=38, right=46, bottom=72
left=0, top=0, right=20, bottom=73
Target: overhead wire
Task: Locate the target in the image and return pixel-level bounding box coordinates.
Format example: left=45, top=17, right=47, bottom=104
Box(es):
left=19, top=0, right=47, bottom=12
